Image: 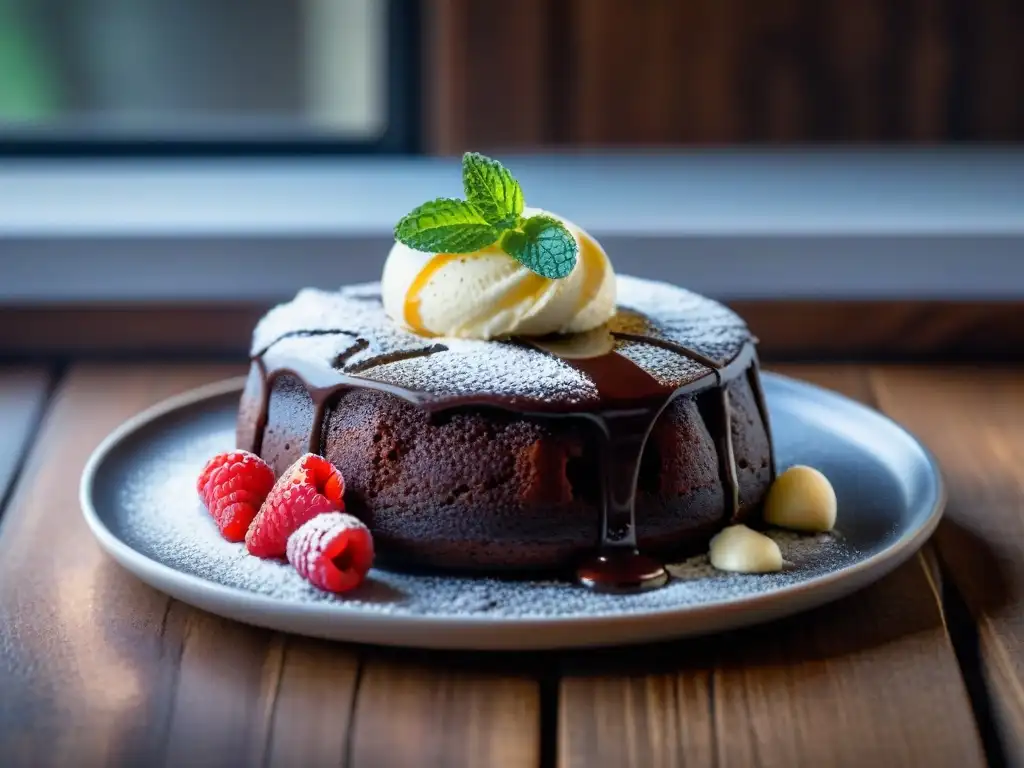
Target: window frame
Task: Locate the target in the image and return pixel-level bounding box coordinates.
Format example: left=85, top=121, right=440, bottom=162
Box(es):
left=0, top=0, right=421, bottom=158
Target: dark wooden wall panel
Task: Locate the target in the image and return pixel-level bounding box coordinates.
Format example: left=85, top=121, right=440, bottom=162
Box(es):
left=424, top=0, right=553, bottom=154
left=425, top=0, right=1024, bottom=152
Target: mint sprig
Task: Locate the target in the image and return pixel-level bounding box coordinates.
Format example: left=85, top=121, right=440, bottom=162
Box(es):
left=394, top=198, right=499, bottom=254
left=463, top=152, right=523, bottom=229
left=393, top=152, right=578, bottom=280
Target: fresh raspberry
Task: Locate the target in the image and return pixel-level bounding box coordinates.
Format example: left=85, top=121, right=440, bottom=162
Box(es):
left=287, top=513, right=374, bottom=593
left=196, top=451, right=275, bottom=542
left=245, top=453, right=345, bottom=558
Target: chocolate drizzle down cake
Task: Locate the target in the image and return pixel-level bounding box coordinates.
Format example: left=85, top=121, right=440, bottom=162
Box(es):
left=236, top=152, right=775, bottom=592
left=237, top=277, right=774, bottom=587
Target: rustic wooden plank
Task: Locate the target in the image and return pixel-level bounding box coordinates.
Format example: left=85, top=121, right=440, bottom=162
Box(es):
left=0, top=363, right=308, bottom=767
left=350, top=653, right=541, bottom=768
left=559, top=366, right=985, bottom=768
left=160, top=608, right=287, bottom=767
left=559, top=665, right=716, bottom=767
left=559, top=558, right=981, bottom=768
left=0, top=363, right=543, bottom=767
left=870, top=366, right=1024, bottom=764
left=0, top=367, right=51, bottom=510
left=262, top=636, right=360, bottom=767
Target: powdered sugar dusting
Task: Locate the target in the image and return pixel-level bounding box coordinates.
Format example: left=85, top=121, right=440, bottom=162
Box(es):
left=250, top=277, right=753, bottom=409
left=614, top=340, right=708, bottom=387
left=269, top=333, right=364, bottom=365
left=113, top=421, right=859, bottom=621
left=613, top=276, right=750, bottom=365
left=252, top=289, right=360, bottom=355
left=286, top=511, right=368, bottom=575
left=363, top=338, right=600, bottom=406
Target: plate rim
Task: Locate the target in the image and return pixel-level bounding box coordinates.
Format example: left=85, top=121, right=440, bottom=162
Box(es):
left=80, top=372, right=946, bottom=650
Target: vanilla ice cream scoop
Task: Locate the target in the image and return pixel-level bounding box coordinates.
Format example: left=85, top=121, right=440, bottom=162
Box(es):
left=382, top=208, right=616, bottom=340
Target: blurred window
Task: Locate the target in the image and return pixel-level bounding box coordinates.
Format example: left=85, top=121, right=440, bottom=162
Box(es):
left=0, top=0, right=417, bottom=153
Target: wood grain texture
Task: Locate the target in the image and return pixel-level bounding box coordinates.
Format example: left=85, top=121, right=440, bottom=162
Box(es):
left=425, top=0, right=1022, bottom=151
left=0, top=367, right=50, bottom=509
left=870, top=366, right=1024, bottom=764
left=560, top=558, right=983, bottom=768
left=423, top=0, right=469, bottom=155
left=569, top=0, right=691, bottom=145
left=558, top=366, right=986, bottom=768
left=560, top=665, right=716, bottom=767
left=350, top=655, right=540, bottom=767
left=966, top=0, right=1024, bottom=140
left=0, top=364, right=542, bottom=768
left=424, top=0, right=551, bottom=154
left=0, top=364, right=253, bottom=767
left=3, top=301, right=1022, bottom=361
left=262, top=636, right=360, bottom=767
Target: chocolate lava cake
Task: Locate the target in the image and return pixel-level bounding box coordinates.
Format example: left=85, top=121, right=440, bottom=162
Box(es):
left=236, top=276, right=774, bottom=573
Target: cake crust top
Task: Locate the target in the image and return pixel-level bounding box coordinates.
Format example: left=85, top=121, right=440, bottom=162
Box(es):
left=252, top=276, right=753, bottom=410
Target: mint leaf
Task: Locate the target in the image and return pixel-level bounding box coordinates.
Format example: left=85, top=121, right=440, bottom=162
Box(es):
left=462, top=152, right=524, bottom=229
left=394, top=198, right=500, bottom=253
left=392, top=154, right=579, bottom=278
left=500, top=215, right=578, bottom=279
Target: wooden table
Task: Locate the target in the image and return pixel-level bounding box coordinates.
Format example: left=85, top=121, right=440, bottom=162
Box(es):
left=0, top=361, right=1019, bottom=767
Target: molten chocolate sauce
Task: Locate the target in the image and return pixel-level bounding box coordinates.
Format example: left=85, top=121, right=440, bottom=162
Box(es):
left=576, top=551, right=670, bottom=593
left=247, top=315, right=765, bottom=594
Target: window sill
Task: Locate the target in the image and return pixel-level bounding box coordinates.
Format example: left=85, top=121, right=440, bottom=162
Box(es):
left=1, top=148, right=1022, bottom=302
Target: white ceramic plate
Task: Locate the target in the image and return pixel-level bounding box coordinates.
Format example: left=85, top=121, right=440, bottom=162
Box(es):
left=81, top=373, right=944, bottom=651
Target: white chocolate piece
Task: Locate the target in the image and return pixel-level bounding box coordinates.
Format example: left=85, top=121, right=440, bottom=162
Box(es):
left=764, top=465, right=837, bottom=532
left=709, top=525, right=783, bottom=573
